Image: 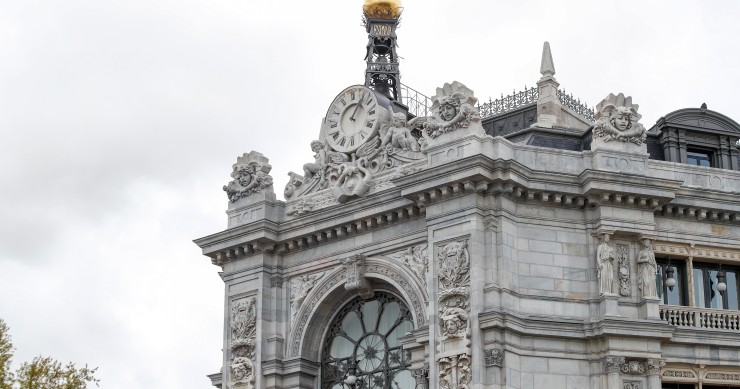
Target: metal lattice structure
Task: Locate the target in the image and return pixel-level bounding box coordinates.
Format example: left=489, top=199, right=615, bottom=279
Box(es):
left=399, top=83, right=430, bottom=118
left=477, top=87, right=538, bottom=119
left=557, top=89, right=595, bottom=122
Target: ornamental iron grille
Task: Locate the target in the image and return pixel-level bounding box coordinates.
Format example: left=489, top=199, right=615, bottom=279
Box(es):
left=477, top=86, right=538, bottom=119
left=321, top=292, right=415, bottom=389
left=557, top=89, right=595, bottom=122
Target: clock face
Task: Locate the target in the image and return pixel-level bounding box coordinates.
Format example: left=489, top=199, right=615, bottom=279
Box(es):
left=324, top=86, right=383, bottom=153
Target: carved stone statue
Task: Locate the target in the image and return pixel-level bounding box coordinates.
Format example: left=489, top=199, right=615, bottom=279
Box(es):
left=223, top=152, right=273, bottom=202
left=597, top=233, right=616, bottom=295
left=330, top=137, right=380, bottom=203
left=594, top=93, right=647, bottom=144
left=303, top=140, right=328, bottom=181
left=637, top=238, right=658, bottom=298
left=410, top=81, right=483, bottom=144
left=382, top=112, right=419, bottom=151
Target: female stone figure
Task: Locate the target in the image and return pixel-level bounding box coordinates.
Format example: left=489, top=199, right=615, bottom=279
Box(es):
left=637, top=238, right=658, bottom=298
left=597, top=233, right=615, bottom=295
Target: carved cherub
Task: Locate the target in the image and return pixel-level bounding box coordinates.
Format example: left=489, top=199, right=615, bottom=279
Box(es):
left=440, top=307, right=469, bottom=338
left=303, top=140, right=328, bottom=180
left=381, top=112, right=419, bottom=151
left=593, top=93, right=647, bottom=144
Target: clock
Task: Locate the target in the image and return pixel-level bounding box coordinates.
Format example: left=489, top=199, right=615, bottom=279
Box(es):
left=323, top=85, right=388, bottom=153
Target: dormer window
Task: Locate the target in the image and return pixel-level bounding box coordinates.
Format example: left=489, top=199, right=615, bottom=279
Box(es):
left=686, top=149, right=713, bottom=167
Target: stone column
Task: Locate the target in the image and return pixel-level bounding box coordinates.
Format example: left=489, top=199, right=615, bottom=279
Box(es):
left=411, top=364, right=429, bottom=389
left=677, top=129, right=687, bottom=163
left=646, top=359, right=665, bottom=389
left=604, top=356, right=625, bottom=389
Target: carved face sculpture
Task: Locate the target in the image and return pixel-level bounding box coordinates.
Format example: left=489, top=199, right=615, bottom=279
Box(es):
left=440, top=104, right=457, bottom=121
left=611, top=108, right=632, bottom=131
left=444, top=317, right=462, bottom=334
left=234, top=165, right=254, bottom=187
left=603, top=234, right=610, bottom=243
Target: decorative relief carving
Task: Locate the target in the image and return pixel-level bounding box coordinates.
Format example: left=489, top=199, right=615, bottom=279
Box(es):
left=269, top=275, right=284, bottom=288
left=437, top=240, right=471, bottom=340
left=483, top=216, right=498, bottom=231
left=341, top=254, right=374, bottom=298
left=597, top=233, right=616, bottom=295
left=616, top=244, right=630, bottom=297
left=705, top=372, right=740, bottom=381
left=623, top=382, right=641, bottom=389
left=662, top=370, right=696, bottom=379
left=637, top=239, right=658, bottom=298
left=290, top=272, right=325, bottom=321
left=289, top=271, right=346, bottom=357
left=411, top=82, right=481, bottom=144
left=411, top=364, right=429, bottom=389
left=603, top=355, right=625, bottom=373
left=223, top=152, right=274, bottom=202
left=230, top=297, right=257, bottom=388
left=593, top=93, right=647, bottom=144
left=388, top=244, right=429, bottom=288
left=438, top=353, right=471, bottom=389
left=653, top=242, right=740, bottom=261
left=365, top=262, right=427, bottom=327
left=621, top=360, right=646, bottom=375
left=484, top=346, right=504, bottom=367
left=646, top=359, right=665, bottom=375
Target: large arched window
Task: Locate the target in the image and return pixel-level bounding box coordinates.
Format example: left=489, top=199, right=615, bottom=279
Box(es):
left=321, top=292, right=415, bottom=389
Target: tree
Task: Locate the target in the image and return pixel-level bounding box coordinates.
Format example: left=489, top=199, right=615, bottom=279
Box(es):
left=0, top=319, right=99, bottom=389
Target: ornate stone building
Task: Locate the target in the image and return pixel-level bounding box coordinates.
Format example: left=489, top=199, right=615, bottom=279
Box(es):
left=194, top=2, right=740, bottom=389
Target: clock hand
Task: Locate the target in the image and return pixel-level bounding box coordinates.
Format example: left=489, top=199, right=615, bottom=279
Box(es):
left=350, top=91, right=365, bottom=121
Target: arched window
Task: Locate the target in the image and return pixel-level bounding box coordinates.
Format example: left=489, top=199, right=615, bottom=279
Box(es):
left=321, top=292, right=415, bottom=389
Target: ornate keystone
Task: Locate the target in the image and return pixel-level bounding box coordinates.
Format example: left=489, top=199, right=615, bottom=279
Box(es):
left=341, top=255, right=374, bottom=298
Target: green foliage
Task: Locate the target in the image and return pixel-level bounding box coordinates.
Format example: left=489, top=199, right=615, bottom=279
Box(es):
left=0, top=319, right=14, bottom=389
left=0, top=319, right=99, bottom=389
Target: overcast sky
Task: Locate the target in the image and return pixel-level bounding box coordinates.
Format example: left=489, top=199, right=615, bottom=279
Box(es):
left=1, top=1, right=739, bottom=388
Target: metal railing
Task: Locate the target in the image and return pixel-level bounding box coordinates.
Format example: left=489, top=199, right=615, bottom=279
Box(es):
left=557, top=89, right=595, bottom=122
left=660, top=306, right=740, bottom=331
left=400, top=83, right=431, bottom=118
left=478, top=86, right=538, bottom=120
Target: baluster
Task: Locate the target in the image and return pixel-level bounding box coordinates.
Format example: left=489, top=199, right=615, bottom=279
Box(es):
left=698, top=311, right=705, bottom=328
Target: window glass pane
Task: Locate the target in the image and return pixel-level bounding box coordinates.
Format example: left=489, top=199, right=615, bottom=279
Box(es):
left=330, top=336, right=355, bottom=359
left=708, top=270, right=723, bottom=309
left=693, top=269, right=705, bottom=308
left=727, top=271, right=738, bottom=310
left=687, top=150, right=711, bottom=167
left=361, top=299, right=380, bottom=332
left=378, top=301, right=400, bottom=335
left=342, top=311, right=363, bottom=341
left=391, top=369, right=415, bottom=389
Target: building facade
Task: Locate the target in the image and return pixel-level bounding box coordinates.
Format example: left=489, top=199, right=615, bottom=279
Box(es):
left=194, top=3, right=740, bottom=389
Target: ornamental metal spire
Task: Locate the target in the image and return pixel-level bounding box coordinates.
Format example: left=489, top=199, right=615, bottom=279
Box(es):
left=362, top=0, right=403, bottom=102
left=540, top=41, right=556, bottom=78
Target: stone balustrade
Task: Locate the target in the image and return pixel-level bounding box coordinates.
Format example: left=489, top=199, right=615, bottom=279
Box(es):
left=660, top=305, right=740, bottom=331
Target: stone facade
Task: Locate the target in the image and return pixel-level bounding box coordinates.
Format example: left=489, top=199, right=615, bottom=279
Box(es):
left=194, top=6, right=740, bottom=389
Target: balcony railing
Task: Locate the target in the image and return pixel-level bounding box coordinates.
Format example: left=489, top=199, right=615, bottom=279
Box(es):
left=660, top=306, right=740, bottom=331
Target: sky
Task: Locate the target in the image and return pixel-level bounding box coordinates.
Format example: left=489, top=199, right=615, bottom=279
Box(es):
left=1, top=1, right=739, bottom=388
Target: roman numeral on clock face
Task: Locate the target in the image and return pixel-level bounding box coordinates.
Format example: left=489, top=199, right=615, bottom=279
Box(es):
left=366, top=121, right=374, bottom=128
left=330, top=131, right=340, bottom=140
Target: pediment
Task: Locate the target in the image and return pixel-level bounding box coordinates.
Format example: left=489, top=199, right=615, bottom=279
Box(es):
left=660, top=107, right=740, bottom=135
